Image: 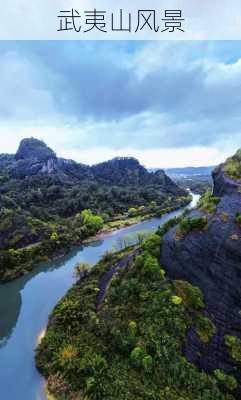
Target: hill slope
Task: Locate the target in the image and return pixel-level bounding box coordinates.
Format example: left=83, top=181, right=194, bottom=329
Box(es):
left=0, top=138, right=188, bottom=281
left=36, top=149, right=241, bottom=400
left=36, top=237, right=233, bottom=400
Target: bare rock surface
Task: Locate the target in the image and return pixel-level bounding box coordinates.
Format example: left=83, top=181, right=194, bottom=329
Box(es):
left=161, top=163, right=241, bottom=385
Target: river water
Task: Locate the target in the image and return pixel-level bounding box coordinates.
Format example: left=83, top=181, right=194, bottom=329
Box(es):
left=0, top=193, right=200, bottom=400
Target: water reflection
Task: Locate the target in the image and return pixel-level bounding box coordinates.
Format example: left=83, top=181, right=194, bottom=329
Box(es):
left=0, top=240, right=105, bottom=346
left=0, top=247, right=78, bottom=344
left=0, top=193, right=200, bottom=400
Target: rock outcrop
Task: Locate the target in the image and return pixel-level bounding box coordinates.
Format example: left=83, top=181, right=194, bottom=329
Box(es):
left=15, top=138, right=56, bottom=161
left=1, top=138, right=186, bottom=198
left=161, top=155, right=241, bottom=390
left=10, top=138, right=58, bottom=178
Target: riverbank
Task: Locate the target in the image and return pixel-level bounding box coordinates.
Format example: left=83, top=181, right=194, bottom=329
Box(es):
left=84, top=199, right=192, bottom=243
left=0, top=192, right=200, bottom=400
left=0, top=196, right=192, bottom=283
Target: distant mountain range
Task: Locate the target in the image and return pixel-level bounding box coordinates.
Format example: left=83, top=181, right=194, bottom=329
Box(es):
left=150, top=166, right=215, bottom=177
left=0, top=138, right=189, bottom=281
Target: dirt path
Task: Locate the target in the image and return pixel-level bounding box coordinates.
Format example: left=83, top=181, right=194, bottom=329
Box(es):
left=96, top=249, right=140, bottom=309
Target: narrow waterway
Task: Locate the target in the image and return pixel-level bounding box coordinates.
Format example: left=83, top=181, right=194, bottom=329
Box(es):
left=0, top=193, right=200, bottom=400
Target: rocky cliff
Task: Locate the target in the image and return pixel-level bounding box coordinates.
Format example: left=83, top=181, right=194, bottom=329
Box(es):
left=2, top=137, right=186, bottom=197
left=161, top=152, right=241, bottom=392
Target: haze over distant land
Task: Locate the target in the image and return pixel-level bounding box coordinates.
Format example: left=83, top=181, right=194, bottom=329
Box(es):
left=151, top=166, right=215, bottom=176
left=0, top=41, right=241, bottom=167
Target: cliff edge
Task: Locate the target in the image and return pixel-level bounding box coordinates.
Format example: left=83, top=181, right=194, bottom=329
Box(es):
left=161, top=150, right=241, bottom=389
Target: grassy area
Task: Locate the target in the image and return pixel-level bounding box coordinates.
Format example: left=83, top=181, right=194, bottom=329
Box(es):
left=104, top=214, right=153, bottom=230
left=224, top=149, right=241, bottom=181
left=102, top=198, right=192, bottom=233
left=198, top=191, right=220, bottom=214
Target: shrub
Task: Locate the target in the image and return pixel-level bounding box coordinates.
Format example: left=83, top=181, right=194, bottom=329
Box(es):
left=128, top=207, right=137, bottom=216
left=135, top=252, right=164, bottom=280
left=214, top=369, right=238, bottom=391
left=171, top=295, right=183, bottom=305
left=224, top=335, right=241, bottom=362
left=130, top=347, right=145, bottom=368
left=142, top=233, right=160, bottom=258
left=142, top=355, right=153, bottom=373
left=86, top=377, right=96, bottom=393
left=174, top=281, right=205, bottom=310
left=179, top=216, right=208, bottom=236
left=75, top=262, right=91, bottom=279
left=128, top=321, right=137, bottom=332
left=198, top=191, right=220, bottom=214
left=157, top=216, right=181, bottom=237
left=195, top=315, right=216, bottom=343
left=224, top=150, right=241, bottom=180
left=235, top=213, right=241, bottom=227
left=50, top=232, right=59, bottom=241
left=60, top=344, right=78, bottom=365
left=76, top=209, right=104, bottom=236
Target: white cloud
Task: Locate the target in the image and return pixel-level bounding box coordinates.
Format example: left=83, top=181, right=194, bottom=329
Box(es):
left=0, top=122, right=234, bottom=168
left=60, top=145, right=230, bottom=168
left=204, top=58, right=241, bottom=86
left=0, top=52, right=57, bottom=120
left=0, top=41, right=241, bottom=168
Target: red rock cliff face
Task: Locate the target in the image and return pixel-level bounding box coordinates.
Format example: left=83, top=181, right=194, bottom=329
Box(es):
left=161, top=162, right=241, bottom=391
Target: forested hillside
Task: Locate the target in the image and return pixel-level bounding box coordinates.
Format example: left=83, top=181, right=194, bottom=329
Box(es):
left=0, top=138, right=189, bottom=281
left=36, top=149, right=241, bottom=400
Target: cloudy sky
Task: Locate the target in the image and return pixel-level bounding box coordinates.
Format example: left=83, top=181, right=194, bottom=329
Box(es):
left=0, top=40, right=241, bottom=167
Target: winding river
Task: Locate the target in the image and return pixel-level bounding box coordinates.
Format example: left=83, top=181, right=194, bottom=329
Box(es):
left=0, top=193, right=200, bottom=400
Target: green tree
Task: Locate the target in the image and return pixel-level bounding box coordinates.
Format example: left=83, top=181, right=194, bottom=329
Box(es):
left=128, top=207, right=137, bottom=216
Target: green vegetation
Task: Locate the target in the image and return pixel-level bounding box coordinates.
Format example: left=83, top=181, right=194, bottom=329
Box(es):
left=214, top=370, right=238, bottom=391
left=195, top=315, right=216, bottom=343
left=103, top=202, right=191, bottom=234
left=224, top=335, right=241, bottom=363
left=0, top=209, right=103, bottom=281
left=128, top=207, right=138, bottom=216
left=198, top=191, right=220, bottom=214
left=174, top=280, right=205, bottom=310
left=224, top=149, right=241, bottom=180
left=157, top=215, right=182, bottom=237
left=36, top=234, right=233, bottom=400
left=75, top=263, right=92, bottom=279
left=173, top=280, right=215, bottom=343
left=0, top=139, right=191, bottom=281
left=177, top=216, right=208, bottom=238
left=171, top=295, right=183, bottom=305
left=235, top=213, right=241, bottom=227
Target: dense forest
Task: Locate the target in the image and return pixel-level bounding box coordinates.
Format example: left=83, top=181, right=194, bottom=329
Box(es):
left=36, top=149, right=241, bottom=400
left=36, top=228, right=234, bottom=400
left=0, top=138, right=190, bottom=281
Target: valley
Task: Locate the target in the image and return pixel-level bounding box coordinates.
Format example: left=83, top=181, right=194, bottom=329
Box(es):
left=36, top=150, right=241, bottom=400
left=0, top=138, right=190, bottom=282
left=0, top=195, right=198, bottom=400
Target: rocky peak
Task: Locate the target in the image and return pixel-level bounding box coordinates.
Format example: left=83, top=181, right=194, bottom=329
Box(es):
left=15, top=138, right=56, bottom=161
left=95, top=157, right=144, bottom=171
left=91, top=157, right=147, bottom=185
